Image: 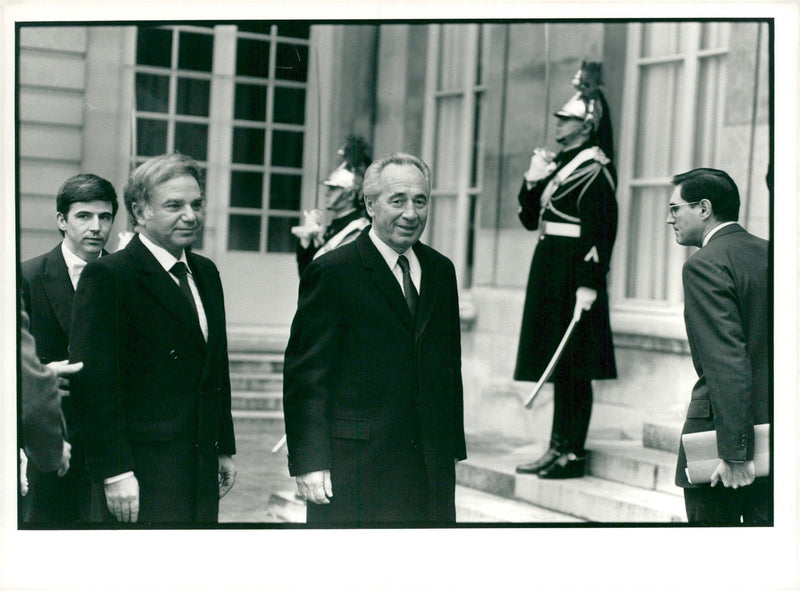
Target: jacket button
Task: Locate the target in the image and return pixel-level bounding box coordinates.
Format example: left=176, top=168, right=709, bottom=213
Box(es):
left=169, top=349, right=179, bottom=360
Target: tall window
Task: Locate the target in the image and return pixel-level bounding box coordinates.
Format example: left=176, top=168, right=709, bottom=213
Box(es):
left=422, top=24, right=489, bottom=288
left=227, top=23, right=309, bottom=253
left=615, top=22, right=730, bottom=308
left=132, top=23, right=310, bottom=254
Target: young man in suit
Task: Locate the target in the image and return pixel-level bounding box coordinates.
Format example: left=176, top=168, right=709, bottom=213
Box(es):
left=668, top=167, right=771, bottom=524
left=70, top=153, right=236, bottom=525
left=20, top=173, right=118, bottom=524
left=283, top=153, right=466, bottom=526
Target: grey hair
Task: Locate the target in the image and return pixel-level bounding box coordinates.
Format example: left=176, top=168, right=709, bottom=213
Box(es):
left=362, top=153, right=432, bottom=201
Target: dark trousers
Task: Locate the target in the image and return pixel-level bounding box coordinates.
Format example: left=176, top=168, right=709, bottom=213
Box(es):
left=683, top=478, right=773, bottom=525
left=550, top=373, right=593, bottom=455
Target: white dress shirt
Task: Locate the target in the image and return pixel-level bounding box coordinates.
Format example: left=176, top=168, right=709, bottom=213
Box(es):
left=368, top=227, right=421, bottom=296
left=61, top=241, right=99, bottom=290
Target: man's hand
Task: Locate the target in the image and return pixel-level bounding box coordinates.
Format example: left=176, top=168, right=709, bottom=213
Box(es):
left=19, top=449, right=28, bottom=496
left=56, top=440, right=71, bottom=477
left=296, top=470, right=333, bottom=504
left=218, top=454, right=237, bottom=498
left=710, top=460, right=756, bottom=489
left=105, top=474, right=140, bottom=522
left=523, top=148, right=556, bottom=184
left=574, top=287, right=597, bottom=318
left=45, top=360, right=83, bottom=397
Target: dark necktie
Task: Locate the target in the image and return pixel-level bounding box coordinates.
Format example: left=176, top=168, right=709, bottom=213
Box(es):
left=397, top=255, right=418, bottom=318
left=170, top=261, right=199, bottom=320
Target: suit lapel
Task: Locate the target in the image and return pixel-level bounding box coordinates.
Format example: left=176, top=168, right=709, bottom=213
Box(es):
left=128, top=235, right=206, bottom=350
left=41, top=245, right=73, bottom=338
left=356, top=230, right=415, bottom=332
left=413, top=243, right=437, bottom=339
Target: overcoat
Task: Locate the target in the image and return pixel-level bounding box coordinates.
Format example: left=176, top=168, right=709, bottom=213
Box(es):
left=20, top=244, right=101, bottom=522
left=514, top=143, right=618, bottom=382
left=283, top=229, right=467, bottom=525
left=69, top=234, right=235, bottom=523
left=675, top=224, right=770, bottom=488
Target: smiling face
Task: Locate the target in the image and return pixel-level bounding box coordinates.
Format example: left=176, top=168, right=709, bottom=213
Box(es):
left=365, top=163, right=429, bottom=254
left=57, top=200, right=114, bottom=261
left=134, top=175, right=204, bottom=258
left=666, top=185, right=705, bottom=247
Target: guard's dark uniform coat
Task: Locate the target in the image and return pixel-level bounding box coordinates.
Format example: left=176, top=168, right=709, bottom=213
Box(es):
left=514, top=143, right=618, bottom=382
left=69, top=234, right=235, bottom=524
left=283, top=229, right=466, bottom=525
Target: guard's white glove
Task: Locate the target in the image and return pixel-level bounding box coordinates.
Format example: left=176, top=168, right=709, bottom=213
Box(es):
left=19, top=449, right=28, bottom=496
left=523, top=148, right=557, bottom=183
left=573, top=287, right=597, bottom=320
left=290, top=209, right=325, bottom=248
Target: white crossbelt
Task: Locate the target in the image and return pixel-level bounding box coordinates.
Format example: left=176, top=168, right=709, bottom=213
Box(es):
left=541, top=221, right=581, bottom=238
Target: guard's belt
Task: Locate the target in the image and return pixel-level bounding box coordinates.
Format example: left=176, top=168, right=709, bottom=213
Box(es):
left=541, top=221, right=581, bottom=238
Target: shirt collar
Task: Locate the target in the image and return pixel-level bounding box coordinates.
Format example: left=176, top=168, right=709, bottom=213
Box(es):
left=138, top=232, right=190, bottom=274
left=368, top=226, right=420, bottom=267
left=702, top=221, right=737, bottom=247
left=61, top=240, right=100, bottom=269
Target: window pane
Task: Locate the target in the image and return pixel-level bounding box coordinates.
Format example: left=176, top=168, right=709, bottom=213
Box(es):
left=428, top=193, right=458, bottom=262
left=237, top=38, right=270, bottom=78
left=176, top=77, right=210, bottom=116
left=269, top=174, right=301, bottom=210
left=438, top=25, right=467, bottom=91
left=277, top=23, right=310, bottom=39
left=640, top=22, right=682, bottom=58
left=700, top=22, right=728, bottom=49
left=228, top=214, right=261, bottom=251
left=273, top=86, right=305, bottom=124
left=434, top=96, right=462, bottom=189
left=275, top=43, right=308, bottom=82
left=693, top=57, right=723, bottom=167
left=230, top=171, right=264, bottom=208
left=234, top=83, right=267, bottom=121
left=137, top=28, right=172, bottom=68
left=136, top=73, right=169, bottom=113
left=634, top=62, right=682, bottom=178
left=232, top=127, right=265, bottom=165
left=237, top=22, right=273, bottom=35
left=178, top=31, right=213, bottom=72
left=270, top=130, right=304, bottom=167
left=174, top=122, right=208, bottom=161
left=625, top=187, right=673, bottom=300
left=136, top=118, right=167, bottom=156
left=267, top=216, right=299, bottom=253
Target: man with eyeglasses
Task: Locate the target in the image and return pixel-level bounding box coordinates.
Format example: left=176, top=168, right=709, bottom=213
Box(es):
left=668, top=167, right=771, bottom=525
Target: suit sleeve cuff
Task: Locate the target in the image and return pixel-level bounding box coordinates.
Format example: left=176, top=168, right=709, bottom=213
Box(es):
left=104, top=471, right=134, bottom=485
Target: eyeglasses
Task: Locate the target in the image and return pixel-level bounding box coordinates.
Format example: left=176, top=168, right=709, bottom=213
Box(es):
left=667, top=201, right=700, bottom=217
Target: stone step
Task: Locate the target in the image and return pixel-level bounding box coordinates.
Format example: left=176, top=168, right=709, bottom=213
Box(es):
left=229, top=351, right=284, bottom=374
left=264, top=485, right=584, bottom=524
left=231, top=391, right=283, bottom=411
left=514, top=474, right=685, bottom=523
left=266, top=490, right=306, bottom=523
left=230, top=372, right=283, bottom=392
left=227, top=330, right=288, bottom=354
left=587, top=440, right=681, bottom=497
left=232, top=409, right=285, bottom=430
left=643, top=420, right=682, bottom=453
left=455, top=485, right=583, bottom=523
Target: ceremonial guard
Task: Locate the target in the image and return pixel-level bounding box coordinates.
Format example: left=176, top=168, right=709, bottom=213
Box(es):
left=292, top=135, right=372, bottom=276
left=514, top=62, right=618, bottom=479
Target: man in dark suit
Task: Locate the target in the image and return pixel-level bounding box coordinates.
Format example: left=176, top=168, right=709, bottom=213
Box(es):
left=283, top=153, right=466, bottom=526
left=70, top=153, right=236, bottom=525
left=668, top=167, right=771, bottom=524
left=20, top=173, right=118, bottom=524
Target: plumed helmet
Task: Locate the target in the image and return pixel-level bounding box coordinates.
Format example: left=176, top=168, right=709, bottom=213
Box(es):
left=554, top=61, right=614, bottom=162
left=322, top=164, right=357, bottom=190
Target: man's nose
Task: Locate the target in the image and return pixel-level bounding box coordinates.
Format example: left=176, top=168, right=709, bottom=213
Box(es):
left=181, top=205, right=197, bottom=221
left=401, top=201, right=417, bottom=218
left=88, top=216, right=101, bottom=231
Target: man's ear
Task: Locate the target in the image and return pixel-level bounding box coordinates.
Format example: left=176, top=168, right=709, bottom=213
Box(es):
left=56, top=212, right=67, bottom=232
left=698, top=198, right=713, bottom=219
left=363, top=195, right=374, bottom=217
left=131, top=199, right=147, bottom=226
